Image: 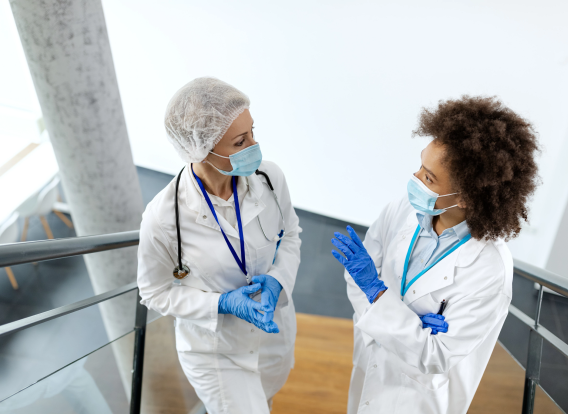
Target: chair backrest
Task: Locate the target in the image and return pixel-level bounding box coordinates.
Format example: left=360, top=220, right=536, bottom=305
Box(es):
left=0, top=212, right=19, bottom=245
left=34, top=176, right=60, bottom=216
left=17, top=190, right=41, bottom=218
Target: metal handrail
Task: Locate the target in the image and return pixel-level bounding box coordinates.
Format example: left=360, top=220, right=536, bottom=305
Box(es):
left=508, top=304, right=568, bottom=358
left=0, top=281, right=138, bottom=338
left=0, top=231, right=144, bottom=414
left=508, top=264, right=568, bottom=414
left=514, top=258, right=568, bottom=297
left=0, top=230, right=139, bottom=267
left=2, top=232, right=568, bottom=413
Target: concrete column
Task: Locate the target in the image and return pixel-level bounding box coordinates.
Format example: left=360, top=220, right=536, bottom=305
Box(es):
left=10, top=0, right=143, bottom=396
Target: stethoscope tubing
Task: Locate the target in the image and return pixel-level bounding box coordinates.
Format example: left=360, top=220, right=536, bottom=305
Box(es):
left=254, top=170, right=286, bottom=242
left=173, top=167, right=285, bottom=278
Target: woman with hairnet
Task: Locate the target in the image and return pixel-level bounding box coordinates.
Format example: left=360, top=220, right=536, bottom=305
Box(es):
left=136, top=77, right=301, bottom=414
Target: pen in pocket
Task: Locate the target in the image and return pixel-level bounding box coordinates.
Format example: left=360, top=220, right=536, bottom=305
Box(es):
left=437, top=299, right=447, bottom=315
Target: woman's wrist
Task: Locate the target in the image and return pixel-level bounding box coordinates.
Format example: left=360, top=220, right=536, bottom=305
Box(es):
left=373, top=289, right=386, bottom=303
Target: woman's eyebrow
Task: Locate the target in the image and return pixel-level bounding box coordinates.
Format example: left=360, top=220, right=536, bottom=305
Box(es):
left=420, top=150, right=438, bottom=180
left=231, top=131, right=248, bottom=140
left=423, top=165, right=438, bottom=180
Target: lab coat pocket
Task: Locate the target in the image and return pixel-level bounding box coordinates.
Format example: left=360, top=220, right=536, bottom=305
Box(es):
left=394, top=373, right=449, bottom=414
left=409, top=293, right=440, bottom=317
left=174, top=317, right=216, bottom=353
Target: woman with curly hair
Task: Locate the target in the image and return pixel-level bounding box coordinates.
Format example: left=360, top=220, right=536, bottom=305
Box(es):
left=331, top=96, right=540, bottom=414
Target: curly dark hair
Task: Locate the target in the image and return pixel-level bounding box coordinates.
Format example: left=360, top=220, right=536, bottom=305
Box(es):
left=412, top=96, right=540, bottom=241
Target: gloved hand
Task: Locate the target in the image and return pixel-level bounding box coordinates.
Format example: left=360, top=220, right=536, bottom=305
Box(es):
left=252, top=275, right=283, bottom=323
left=420, top=313, right=448, bottom=335
left=218, top=283, right=279, bottom=333
left=331, top=225, right=387, bottom=303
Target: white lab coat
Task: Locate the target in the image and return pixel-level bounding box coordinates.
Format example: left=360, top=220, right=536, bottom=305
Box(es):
left=346, top=196, right=513, bottom=414
left=137, top=160, right=301, bottom=412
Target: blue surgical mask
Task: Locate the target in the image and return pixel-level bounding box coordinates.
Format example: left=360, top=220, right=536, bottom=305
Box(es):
left=407, top=175, right=459, bottom=216
left=206, top=143, right=262, bottom=176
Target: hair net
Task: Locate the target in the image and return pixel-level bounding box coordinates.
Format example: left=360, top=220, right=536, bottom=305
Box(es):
left=164, top=77, right=250, bottom=163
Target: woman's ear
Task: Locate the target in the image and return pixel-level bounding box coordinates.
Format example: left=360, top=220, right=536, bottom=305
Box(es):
left=457, top=197, right=467, bottom=209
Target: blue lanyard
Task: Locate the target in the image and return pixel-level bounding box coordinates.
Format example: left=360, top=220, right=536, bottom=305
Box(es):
left=192, top=165, right=247, bottom=277
left=400, top=224, right=471, bottom=299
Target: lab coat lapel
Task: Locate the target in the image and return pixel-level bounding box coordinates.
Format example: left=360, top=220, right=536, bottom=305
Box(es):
left=182, top=165, right=240, bottom=239
left=240, top=174, right=266, bottom=228
left=196, top=199, right=240, bottom=239
left=403, top=248, right=457, bottom=305
left=403, top=236, right=487, bottom=306
left=393, top=212, right=421, bottom=281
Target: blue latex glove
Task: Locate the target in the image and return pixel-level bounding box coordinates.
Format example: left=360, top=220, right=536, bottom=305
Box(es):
left=218, top=283, right=279, bottom=333
left=420, top=313, right=448, bottom=335
left=252, top=275, right=283, bottom=323
left=331, top=226, right=387, bottom=303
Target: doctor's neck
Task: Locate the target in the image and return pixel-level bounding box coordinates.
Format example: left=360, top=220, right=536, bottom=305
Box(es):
left=192, top=162, right=234, bottom=201
left=432, top=206, right=466, bottom=236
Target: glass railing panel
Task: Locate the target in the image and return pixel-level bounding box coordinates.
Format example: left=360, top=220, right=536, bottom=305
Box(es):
left=534, top=383, right=564, bottom=413
left=0, top=290, right=137, bottom=401
left=539, top=341, right=568, bottom=412
left=0, top=330, right=133, bottom=413
left=0, top=257, right=98, bottom=325
left=141, top=315, right=202, bottom=413
left=146, top=308, right=162, bottom=325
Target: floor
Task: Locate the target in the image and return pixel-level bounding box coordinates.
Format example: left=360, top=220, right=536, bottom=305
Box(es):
left=0, top=166, right=566, bottom=412
left=273, top=314, right=562, bottom=414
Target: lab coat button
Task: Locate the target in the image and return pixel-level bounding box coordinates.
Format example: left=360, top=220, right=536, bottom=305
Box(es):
left=444, top=276, right=447, bottom=280
left=365, top=401, right=369, bottom=405
left=250, top=351, right=254, bottom=354
left=402, top=235, right=406, bottom=239
left=251, top=329, right=255, bottom=332
left=203, top=215, right=207, bottom=219
left=413, top=290, right=415, bottom=294
left=373, top=364, right=377, bottom=368
left=255, top=202, right=258, bottom=206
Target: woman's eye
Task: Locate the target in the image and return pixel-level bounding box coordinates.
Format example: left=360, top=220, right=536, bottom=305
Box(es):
left=425, top=175, right=432, bottom=183
left=236, top=138, right=245, bottom=147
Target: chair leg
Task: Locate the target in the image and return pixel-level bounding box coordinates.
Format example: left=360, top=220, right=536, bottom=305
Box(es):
left=53, top=210, right=74, bottom=229
left=5, top=267, right=18, bottom=290
left=21, top=217, right=29, bottom=242
left=40, top=216, right=54, bottom=239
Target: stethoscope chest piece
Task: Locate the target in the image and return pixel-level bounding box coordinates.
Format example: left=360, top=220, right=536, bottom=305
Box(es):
left=173, top=265, right=190, bottom=280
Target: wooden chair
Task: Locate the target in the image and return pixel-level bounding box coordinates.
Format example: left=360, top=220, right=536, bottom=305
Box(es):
left=19, top=176, right=73, bottom=242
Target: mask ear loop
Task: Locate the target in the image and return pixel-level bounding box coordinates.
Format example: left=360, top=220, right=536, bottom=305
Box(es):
left=437, top=194, right=461, bottom=212
left=209, top=151, right=230, bottom=159
left=204, top=151, right=232, bottom=174
left=203, top=159, right=231, bottom=174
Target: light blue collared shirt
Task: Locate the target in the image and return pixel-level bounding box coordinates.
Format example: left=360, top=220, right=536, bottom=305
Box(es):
left=404, top=212, right=471, bottom=288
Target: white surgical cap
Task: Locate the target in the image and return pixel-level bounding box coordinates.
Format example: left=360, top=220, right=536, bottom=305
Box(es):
left=164, top=77, right=250, bottom=163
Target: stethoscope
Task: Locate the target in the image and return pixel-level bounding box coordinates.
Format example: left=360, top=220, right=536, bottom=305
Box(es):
left=172, top=166, right=286, bottom=280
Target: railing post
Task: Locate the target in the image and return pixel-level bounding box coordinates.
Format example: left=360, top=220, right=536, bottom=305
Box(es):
left=521, top=285, right=544, bottom=414
left=130, top=288, right=148, bottom=414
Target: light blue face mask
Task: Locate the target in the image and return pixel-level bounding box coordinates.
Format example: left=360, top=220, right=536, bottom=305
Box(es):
left=407, top=175, right=459, bottom=216
left=206, top=143, right=262, bottom=177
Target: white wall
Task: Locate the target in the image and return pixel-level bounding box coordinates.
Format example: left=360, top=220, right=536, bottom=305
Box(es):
left=3, top=1, right=568, bottom=267
left=0, top=1, right=40, bottom=113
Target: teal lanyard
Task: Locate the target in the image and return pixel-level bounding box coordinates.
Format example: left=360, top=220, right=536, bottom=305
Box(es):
left=400, top=224, right=471, bottom=299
